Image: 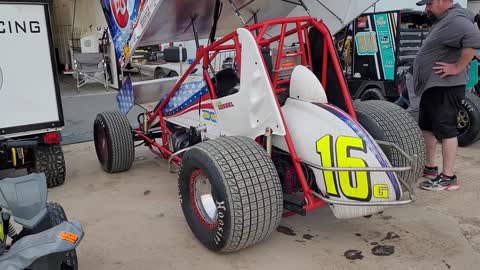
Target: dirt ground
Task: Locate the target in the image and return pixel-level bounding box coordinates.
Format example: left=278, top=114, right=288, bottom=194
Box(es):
left=49, top=141, right=480, bottom=270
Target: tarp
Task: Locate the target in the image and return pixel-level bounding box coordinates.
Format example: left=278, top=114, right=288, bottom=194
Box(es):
left=286, top=0, right=379, bottom=35
left=100, top=0, right=379, bottom=67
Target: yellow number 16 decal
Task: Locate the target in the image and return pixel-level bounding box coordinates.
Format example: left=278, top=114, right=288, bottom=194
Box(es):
left=316, top=135, right=388, bottom=201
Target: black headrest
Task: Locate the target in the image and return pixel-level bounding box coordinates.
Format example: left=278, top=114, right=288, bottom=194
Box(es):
left=212, top=68, right=240, bottom=98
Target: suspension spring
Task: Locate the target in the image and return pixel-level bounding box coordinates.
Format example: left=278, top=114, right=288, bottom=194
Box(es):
left=7, top=223, right=17, bottom=238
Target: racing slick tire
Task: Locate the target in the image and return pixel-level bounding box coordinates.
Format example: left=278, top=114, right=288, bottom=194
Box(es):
left=354, top=100, right=426, bottom=183
left=178, top=136, right=283, bottom=253
left=93, top=111, right=135, bottom=173
left=32, top=144, right=66, bottom=188
left=457, top=92, right=480, bottom=147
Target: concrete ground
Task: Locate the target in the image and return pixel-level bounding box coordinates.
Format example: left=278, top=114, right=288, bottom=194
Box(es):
left=55, top=73, right=480, bottom=269
left=48, top=141, right=480, bottom=270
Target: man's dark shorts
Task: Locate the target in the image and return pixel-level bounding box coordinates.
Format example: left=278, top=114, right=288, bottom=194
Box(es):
left=418, top=86, right=465, bottom=140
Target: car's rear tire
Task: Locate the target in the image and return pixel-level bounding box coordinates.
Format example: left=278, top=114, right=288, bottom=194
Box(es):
left=178, top=136, right=283, bottom=253
left=354, top=100, right=426, bottom=182
left=32, top=144, right=66, bottom=188
left=93, top=111, right=135, bottom=173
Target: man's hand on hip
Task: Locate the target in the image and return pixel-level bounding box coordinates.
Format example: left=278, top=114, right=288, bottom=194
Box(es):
left=433, top=48, right=478, bottom=78
left=433, top=62, right=460, bottom=78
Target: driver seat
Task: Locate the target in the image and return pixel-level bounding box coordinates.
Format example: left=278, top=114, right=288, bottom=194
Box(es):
left=211, top=68, right=240, bottom=98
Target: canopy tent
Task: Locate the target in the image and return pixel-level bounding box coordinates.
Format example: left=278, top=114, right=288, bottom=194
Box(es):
left=101, top=0, right=379, bottom=67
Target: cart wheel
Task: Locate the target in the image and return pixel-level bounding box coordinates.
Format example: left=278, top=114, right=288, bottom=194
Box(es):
left=457, top=92, right=480, bottom=147
left=360, top=87, right=386, bottom=101
left=178, top=136, right=283, bottom=253
left=32, top=144, right=66, bottom=188
left=94, top=111, right=134, bottom=173
left=354, top=100, right=426, bottom=182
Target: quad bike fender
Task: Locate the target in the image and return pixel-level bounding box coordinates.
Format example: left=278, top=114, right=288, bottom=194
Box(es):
left=0, top=220, right=84, bottom=270
left=0, top=173, right=47, bottom=229
left=213, top=28, right=286, bottom=139
left=272, top=98, right=404, bottom=219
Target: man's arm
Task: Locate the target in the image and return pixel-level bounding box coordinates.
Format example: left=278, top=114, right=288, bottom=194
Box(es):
left=435, top=14, right=480, bottom=78
left=433, top=48, right=477, bottom=78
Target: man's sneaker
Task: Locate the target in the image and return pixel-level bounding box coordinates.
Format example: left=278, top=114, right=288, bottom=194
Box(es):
left=420, top=174, right=460, bottom=191
left=422, top=166, right=438, bottom=179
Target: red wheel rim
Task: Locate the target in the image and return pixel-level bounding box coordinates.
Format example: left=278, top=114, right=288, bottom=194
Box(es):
left=94, top=124, right=108, bottom=163
left=189, top=169, right=218, bottom=229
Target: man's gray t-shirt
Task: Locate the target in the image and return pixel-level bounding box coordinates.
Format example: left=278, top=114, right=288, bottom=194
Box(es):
left=413, top=4, right=480, bottom=95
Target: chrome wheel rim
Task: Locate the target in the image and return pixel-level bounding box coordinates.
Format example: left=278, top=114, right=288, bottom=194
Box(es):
left=190, top=170, right=217, bottom=226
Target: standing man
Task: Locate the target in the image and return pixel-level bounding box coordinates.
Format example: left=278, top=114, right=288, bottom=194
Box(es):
left=414, top=0, right=480, bottom=191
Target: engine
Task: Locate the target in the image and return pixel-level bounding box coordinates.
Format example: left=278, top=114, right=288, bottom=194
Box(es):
left=272, top=149, right=316, bottom=195
left=170, top=126, right=202, bottom=153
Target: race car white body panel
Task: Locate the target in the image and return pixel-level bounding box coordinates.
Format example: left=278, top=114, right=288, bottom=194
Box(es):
left=166, top=28, right=286, bottom=140
left=272, top=94, right=403, bottom=219
left=290, top=65, right=328, bottom=104
left=212, top=28, right=286, bottom=139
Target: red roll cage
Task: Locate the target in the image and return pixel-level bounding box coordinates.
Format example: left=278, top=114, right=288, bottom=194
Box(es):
left=133, top=16, right=356, bottom=214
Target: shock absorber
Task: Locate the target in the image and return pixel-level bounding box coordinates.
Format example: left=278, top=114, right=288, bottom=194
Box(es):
left=2, top=212, right=17, bottom=239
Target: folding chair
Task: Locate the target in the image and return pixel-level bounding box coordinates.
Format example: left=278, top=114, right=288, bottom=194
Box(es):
left=73, top=52, right=109, bottom=92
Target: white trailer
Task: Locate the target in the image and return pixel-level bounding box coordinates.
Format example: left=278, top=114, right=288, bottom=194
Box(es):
left=0, top=0, right=66, bottom=188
